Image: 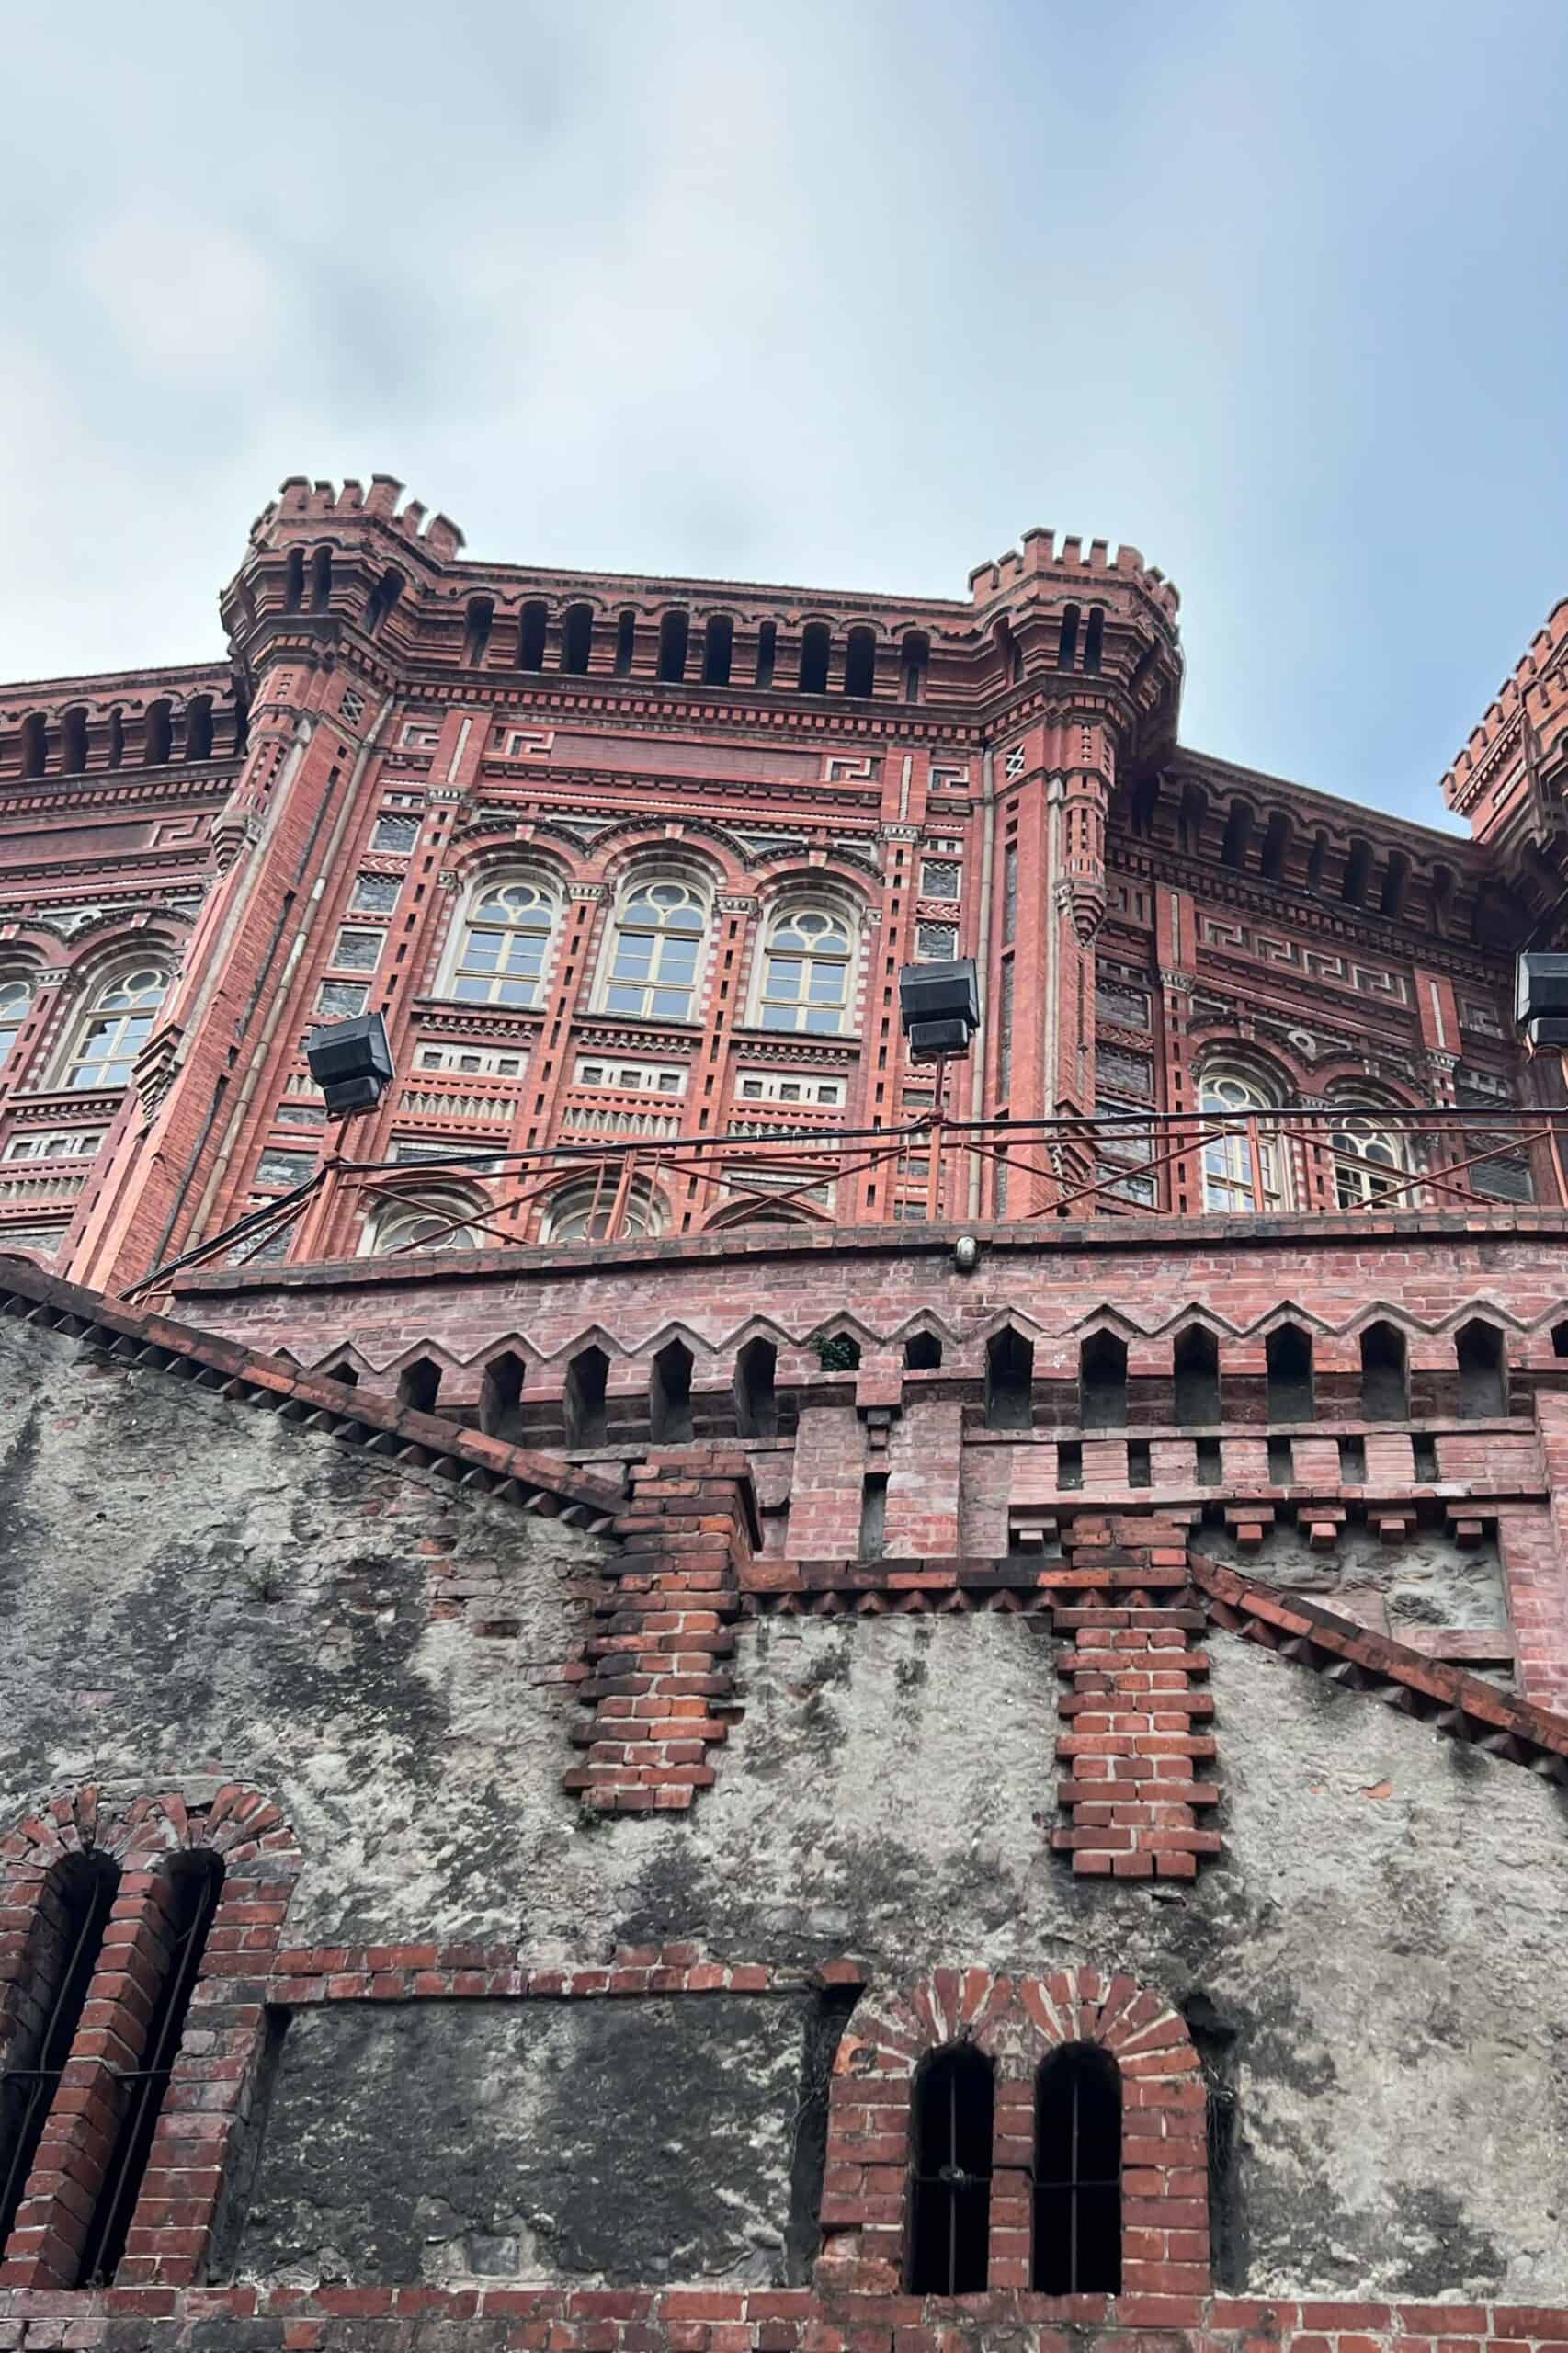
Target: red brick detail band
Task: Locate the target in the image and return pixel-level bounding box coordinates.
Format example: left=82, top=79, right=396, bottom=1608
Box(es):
left=566, top=1451, right=759, bottom=1813
left=819, top=1967, right=1206, bottom=2298
left=0, top=1786, right=301, bottom=2292
left=1053, top=1604, right=1218, bottom=1879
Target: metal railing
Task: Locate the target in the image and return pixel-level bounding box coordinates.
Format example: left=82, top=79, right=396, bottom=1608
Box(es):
left=123, top=1099, right=1568, bottom=1295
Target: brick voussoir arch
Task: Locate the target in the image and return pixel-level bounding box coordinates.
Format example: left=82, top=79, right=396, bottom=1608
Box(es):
left=0, top=1782, right=301, bottom=2292
left=818, top=1965, right=1207, bottom=2303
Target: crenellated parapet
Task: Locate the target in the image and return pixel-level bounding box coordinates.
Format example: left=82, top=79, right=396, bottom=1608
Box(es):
left=1437, top=597, right=1568, bottom=942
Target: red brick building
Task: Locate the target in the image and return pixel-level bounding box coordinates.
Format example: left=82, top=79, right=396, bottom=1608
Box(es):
left=4, top=477, right=1568, bottom=2348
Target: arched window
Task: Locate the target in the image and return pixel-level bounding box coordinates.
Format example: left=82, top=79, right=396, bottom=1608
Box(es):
left=842, top=625, right=876, bottom=697
left=283, top=547, right=305, bottom=614
left=1032, top=2045, right=1121, bottom=2293
left=603, top=878, right=707, bottom=1020
left=657, top=610, right=690, bottom=682
left=365, top=1192, right=483, bottom=1256
left=184, top=696, right=214, bottom=762
left=1080, top=1330, right=1128, bottom=1429
left=1058, top=603, right=1080, bottom=670
left=565, top=1345, right=609, bottom=1445
left=1328, top=1099, right=1407, bottom=1209
left=62, top=964, right=168, bottom=1091
left=901, top=630, right=929, bottom=703
left=798, top=623, right=831, bottom=693
left=734, top=1336, right=778, bottom=1436
left=985, top=1324, right=1034, bottom=1429
left=1083, top=608, right=1105, bottom=674
left=757, top=904, right=853, bottom=1034
left=517, top=599, right=550, bottom=669
left=364, top=567, right=403, bottom=639
left=310, top=545, right=334, bottom=612
left=464, top=596, right=494, bottom=667
left=650, top=1337, right=694, bottom=1442
left=0, top=1852, right=120, bottom=2256
left=0, top=974, right=31, bottom=1071
left=450, top=876, right=556, bottom=1007
left=61, top=708, right=88, bottom=775
left=702, top=614, right=733, bottom=685
left=1199, top=1068, right=1285, bottom=1213
left=143, top=700, right=172, bottom=766
left=543, top=1177, right=664, bottom=1245
left=561, top=603, right=594, bottom=674
left=908, top=2044, right=994, bottom=2294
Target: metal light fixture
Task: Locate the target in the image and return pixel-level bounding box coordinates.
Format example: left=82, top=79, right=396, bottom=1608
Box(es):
left=899, top=957, right=980, bottom=1063
left=304, top=1010, right=395, bottom=1116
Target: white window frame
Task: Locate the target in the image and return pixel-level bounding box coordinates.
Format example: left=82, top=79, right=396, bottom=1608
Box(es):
left=0, top=975, right=31, bottom=1073
left=1199, top=1067, right=1286, bottom=1213
left=733, top=1070, right=845, bottom=1107
left=3, top=1129, right=103, bottom=1162
left=361, top=1189, right=486, bottom=1256
left=59, top=962, right=169, bottom=1092
left=572, top=1057, right=687, bottom=1094
left=541, top=1176, right=664, bottom=1244
left=753, top=902, right=857, bottom=1037
left=414, top=1042, right=528, bottom=1079
left=597, top=874, right=710, bottom=1024
left=441, top=873, right=558, bottom=1010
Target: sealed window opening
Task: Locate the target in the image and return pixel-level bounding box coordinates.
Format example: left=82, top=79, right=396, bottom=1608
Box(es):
left=78, top=1850, right=222, bottom=2285
left=310, top=545, right=334, bottom=612
left=734, top=1336, right=778, bottom=1438
left=184, top=696, right=214, bottom=763
left=1128, top=1438, right=1152, bottom=1487
left=1266, top=1323, right=1313, bottom=1420
left=657, top=610, right=690, bottom=682
left=614, top=608, right=637, bottom=675
left=1174, top=1325, right=1221, bottom=1426
left=364, top=568, right=403, bottom=639
left=755, top=620, right=778, bottom=688
left=1221, top=800, right=1254, bottom=871
left=143, top=700, right=172, bottom=767
left=565, top=1345, right=609, bottom=1446
left=517, top=599, right=550, bottom=670
left=562, top=603, right=594, bottom=675
left=858, top=1472, right=889, bottom=1562
left=480, top=1349, right=527, bottom=1442
left=61, top=708, right=88, bottom=776
left=1456, top=1319, right=1506, bottom=1417
left=901, top=630, right=929, bottom=704
left=908, top=2044, right=994, bottom=2295
left=464, top=596, right=494, bottom=668
left=282, top=546, right=305, bottom=612
left=651, top=1338, right=695, bottom=1444
left=843, top=624, right=877, bottom=698
left=0, top=1852, right=120, bottom=2255
left=1341, top=836, right=1372, bottom=907
left=1381, top=849, right=1410, bottom=919
left=1033, top=2043, right=1121, bottom=2294
left=1260, top=810, right=1291, bottom=882
left=799, top=622, right=831, bottom=694
left=1058, top=603, right=1080, bottom=671
left=702, top=613, right=733, bottom=685
left=985, top=1325, right=1034, bottom=1430
left=1083, top=608, right=1105, bottom=675
left=1267, top=1435, right=1294, bottom=1483
left=904, top=1331, right=943, bottom=1370
left=1360, top=1321, right=1408, bottom=1420
left=397, top=1355, right=442, bottom=1415
left=1079, top=1330, right=1128, bottom=1430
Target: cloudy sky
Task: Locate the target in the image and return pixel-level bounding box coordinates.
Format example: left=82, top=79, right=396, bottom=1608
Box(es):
left=3, top=1, right=1565, bottom=827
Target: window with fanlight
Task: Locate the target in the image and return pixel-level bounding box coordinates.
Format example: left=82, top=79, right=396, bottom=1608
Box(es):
left=542, top=1176, right=664, bottom=1244
left=757, top=904, right=854, bottom=1035
left=0, top=975, right=31, bottom=1074
left=61, top=965, right=168, bottom=1091
left=1328, top=1100, right=1410, bottom=1209
left=450, top=877, right=557, bottom=1008
left=1199, top=1068, right=1285, bottom=1213
left=602, top=879, right=707, bottom=1021
left=363, top=1192, right=485, bottom=1256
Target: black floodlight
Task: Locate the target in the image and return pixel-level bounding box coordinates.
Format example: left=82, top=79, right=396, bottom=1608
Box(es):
left=899, top=957, right=980, bottom=1063
left=304, top=1009, right=394, bottom=1116
left=1516, top=953, right=1568, bottom=1050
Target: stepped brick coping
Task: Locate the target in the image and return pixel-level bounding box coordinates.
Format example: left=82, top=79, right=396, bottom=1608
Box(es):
left=5, top=2289, right=1568, bottom=2341
left=1191, top=1552, right=1568, bottom=1778
left=0, top=1255, right=621, bottom=1528
left=168, top=1199, right=1568, bottom=1296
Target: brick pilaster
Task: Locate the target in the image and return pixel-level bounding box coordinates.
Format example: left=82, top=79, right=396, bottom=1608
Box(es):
left=567, top=1448, right=758, bottom=1813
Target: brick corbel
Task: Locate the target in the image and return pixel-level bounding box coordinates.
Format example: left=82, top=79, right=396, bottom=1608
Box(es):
left=566, top=1448, right=760, bottom=1814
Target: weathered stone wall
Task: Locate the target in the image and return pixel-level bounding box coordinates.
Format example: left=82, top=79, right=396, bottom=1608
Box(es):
left=6, top=1316, right=1568, bottom=2302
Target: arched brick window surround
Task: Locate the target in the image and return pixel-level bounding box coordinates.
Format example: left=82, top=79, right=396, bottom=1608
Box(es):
left=819, top=1966, right=1207, bottom=2303
left=0, top=1784, right=301, bottom=2290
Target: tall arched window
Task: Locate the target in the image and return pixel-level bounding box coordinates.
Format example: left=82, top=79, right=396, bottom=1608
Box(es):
left=1199, top=1068, right=1284, bottom=1213
left=757, top=904, right=853, bottom=1034
left=0, top=1852, right=120, bottom=2256
left=1328, top=1099, right=1408, bottom=1208
left=450, top=877, right=556, bottom=1007
left=1032, top=2045, right=1121, bottom=2293
left=908, top=2044, right=994, bottom=2294
left=542, top=1176, right=663, bottom=1244
left=603, top=879, right=707, bottom=1020
left=0, top=974, right=31, bottom=1071
left=62, top=964, right=168, bottom=1090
